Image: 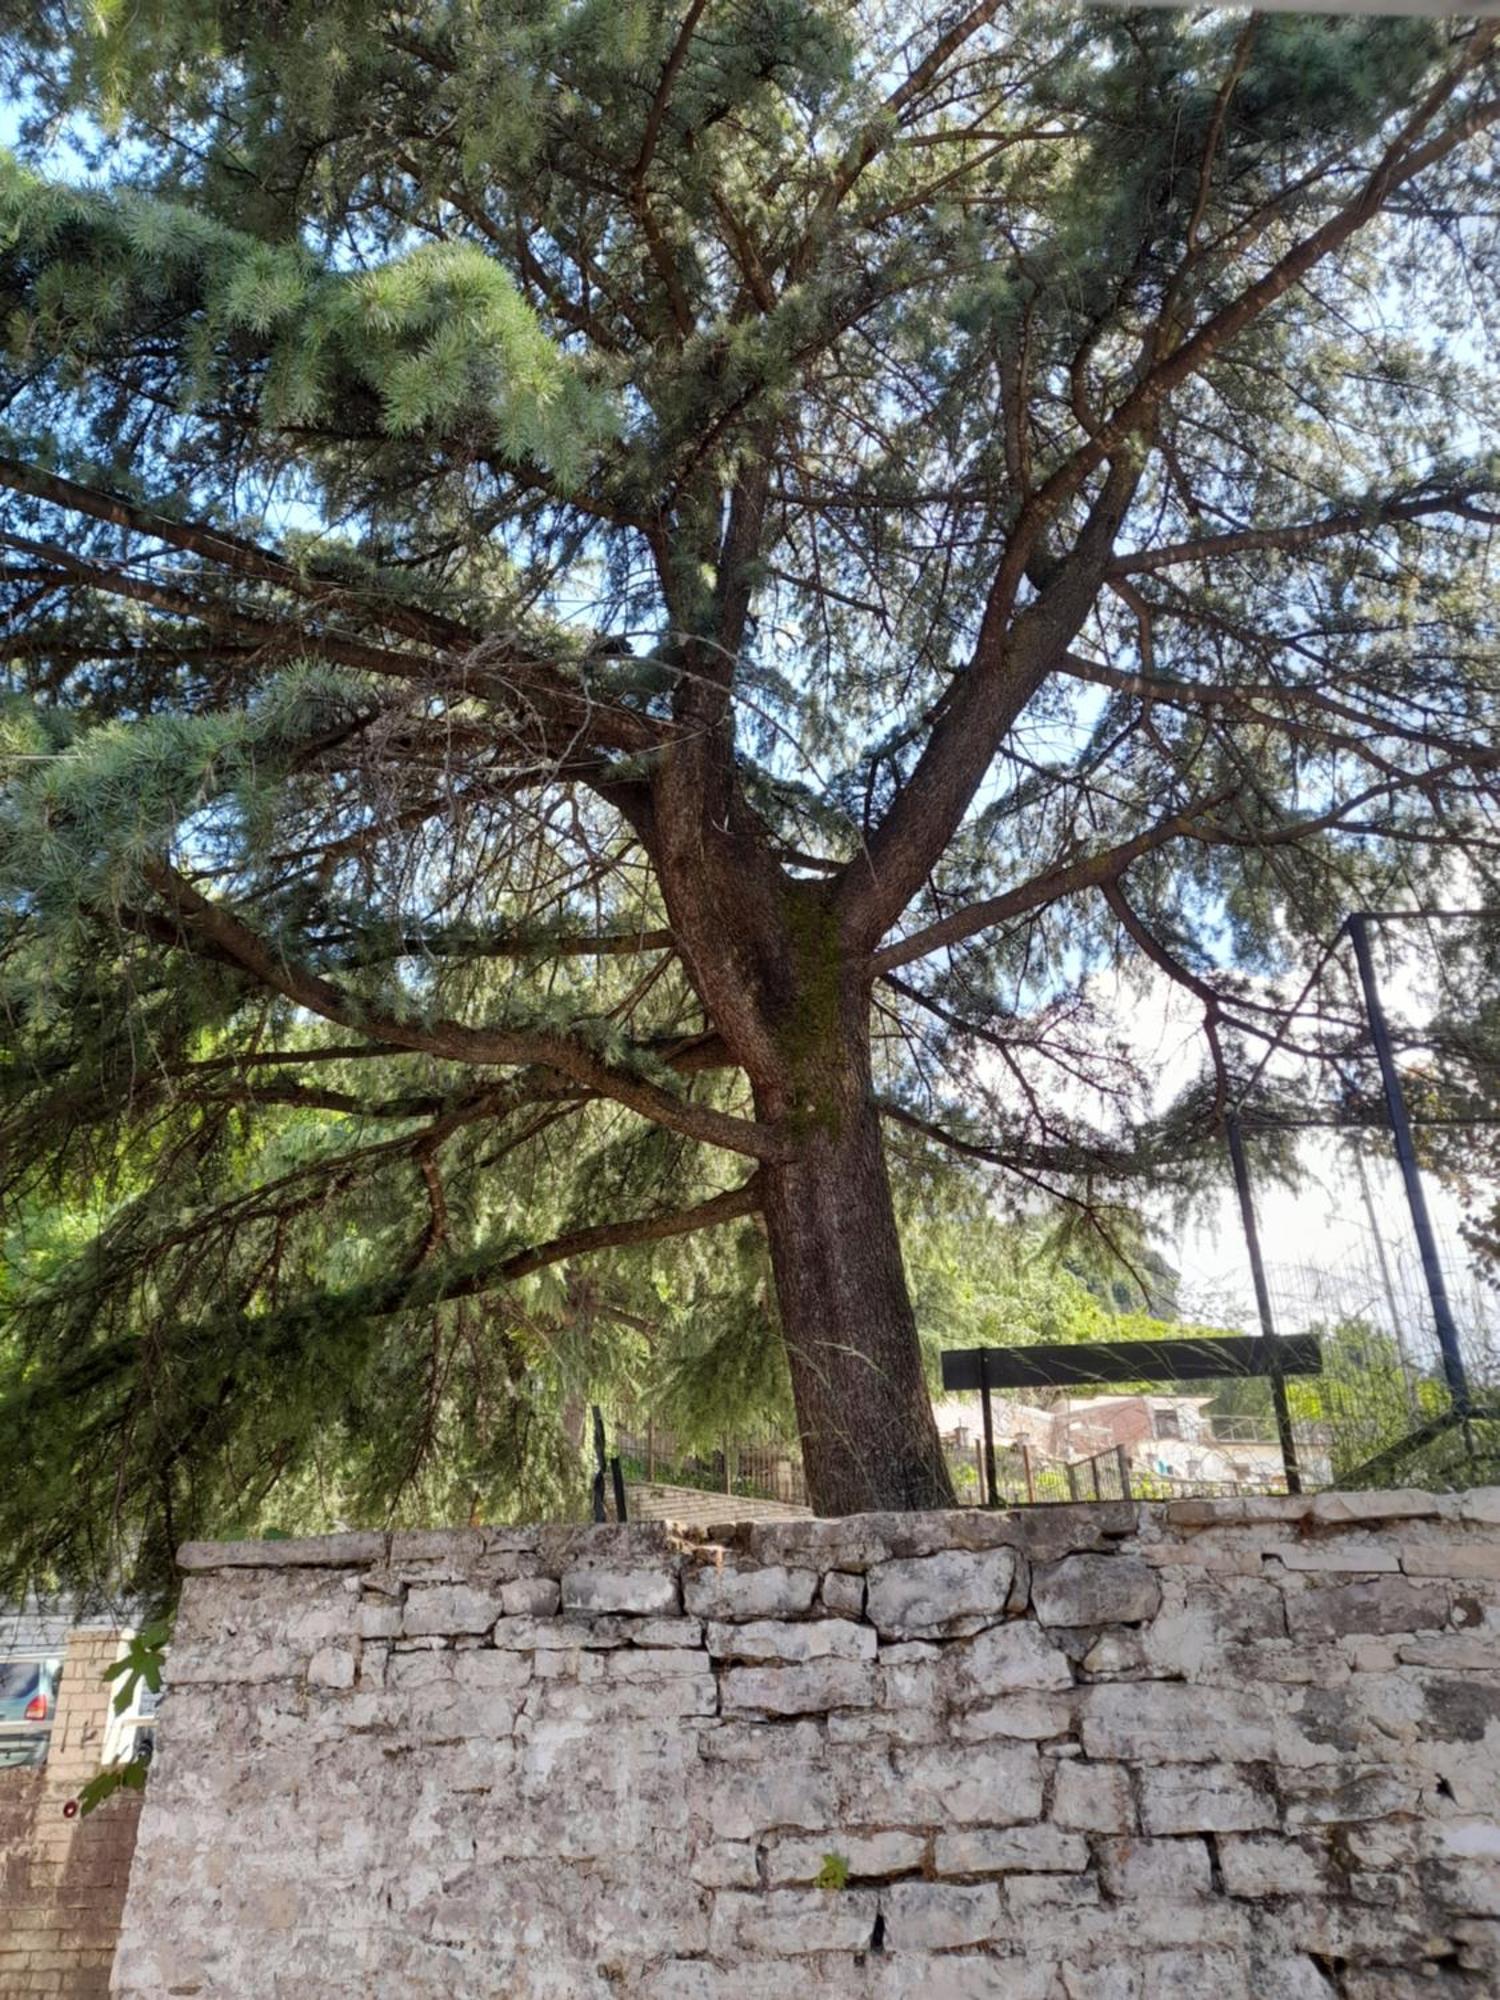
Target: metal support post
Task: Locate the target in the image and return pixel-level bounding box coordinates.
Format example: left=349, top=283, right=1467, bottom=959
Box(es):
left=1226, top=1114, right=1302, bottom=1493
left=1347, top=915, right=1470, bottom=1415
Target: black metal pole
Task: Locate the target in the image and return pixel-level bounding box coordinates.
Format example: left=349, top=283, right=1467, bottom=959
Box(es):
left=1226, top=1113, right=1302, bottom=1493
left=1346, top=915, right=1471, bottom=1416
left=979, top=1347, right=1000, bottom=1508
left=591, top=1405, right=608, bottom=1523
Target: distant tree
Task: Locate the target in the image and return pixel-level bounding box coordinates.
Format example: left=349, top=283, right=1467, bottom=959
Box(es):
left=2, top=4, right=1499, bottom=1562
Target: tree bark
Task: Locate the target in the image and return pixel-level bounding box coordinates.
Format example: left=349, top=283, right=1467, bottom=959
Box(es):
left=752, top=972, right=955, bottom=1515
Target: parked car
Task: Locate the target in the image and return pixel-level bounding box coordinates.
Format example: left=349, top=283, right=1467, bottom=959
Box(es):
left=0, top=1653, right=62, bottom=1767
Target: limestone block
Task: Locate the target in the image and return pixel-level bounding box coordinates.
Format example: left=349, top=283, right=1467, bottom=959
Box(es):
left=765, top=1830, right=926, bottom=1884
left=1266, top=1541, right=1402, bottom=1574
left=949, top=1693, right=1075, bottom=1743
left=1097, top=1835, right=1211, bottom=1899
left=1052, top=1759, right=1135, bottom=1833
left=881, top=1880, right=1003, bottom=1949
left=1137, top=1763, right=1276, bottom=1836
left=869, top=1957, right=1059, bottom=2000
left=306, top=1647, right=358, bottom=1690
left=828, top=1703, right=944, bottom=1747
left=500, top=1577, right=561, bottom=1617
left=698, top=1718, right=825, bottom=1765
left=935, top=1825, right=1088, bottom=1876
left=944, top=1619, right=1074, bottom=1695
left=702, top=1760, right=838, bottom=1840
left=1396, top=1634, right=1497, bottom=1669
left=1059, top=1947, right=1253, bottom=2000
left=1460, top=1489, right=1500, bottom=1525
left=356, top=1603, right=402, bottom=1640
left=1031, top=1554, right=1162, bottom=1629
left=642, top=1965, right=821, bottom=2000
left=839, top=1741, right=1044, bottom=1827
left=560, top=1566, right=681, bottom=1616
left=603, top=1647, right=715, bottom=1682
left=1401, top=1542, right=1500, bottom=1581
left=402, top=1584, right=505, bottom=1636
left=1309, top=1490, right=1439, bottom=1525
left=865, top=1547, right=1018, bottom=1640
left=683, top=1561, right=819, bottom=1620
left=821, top=1570, right=866, bottom=1617
left=634, top=1617, right=705, bottom=1648
left=493, top=1614, right=630, bottom=1649
left=1283, top=1575, right=1451, bottom=1640
left=744, top=1510, right=1027, bottom=1575
left=1079, top=1682, right=1274, bottom=1763
left=1277, top=1762, right=1419, bottom=1828
left=706, top=1618, right=876, bottom=1663
left=538, top=1674, right=718, bottom=1724
left=690, top=1843, right=759, bottom=1889
left=177, top=1530, right=386, bottom=1570
left=1219, top=1833, right=1332, bottom=1898
left=720, top=1660, right=879, bottom=1716
left=1080, top=1632, right=1147, bottom=1676
left=1003, top=1870, right=1099, bottom=1912
left=710, top=1887, right=878, bottom=1955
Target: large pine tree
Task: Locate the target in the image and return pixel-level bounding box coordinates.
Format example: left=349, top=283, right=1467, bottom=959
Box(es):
left=2, top=3, right=1499, bottom=1568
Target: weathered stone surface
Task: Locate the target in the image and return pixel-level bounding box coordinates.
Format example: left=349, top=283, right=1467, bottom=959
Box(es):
left=944, top=1619, right=1074, bottom=1695
left=1266, top=1540, right=1402, bottom=1573
left=403, top=1583, right=505, bottom=1636
left=949, top=1693, right=1074, bottom=1743
left=177, top=1529, right=387, bottom=1570
left=561, top=1566, right=680, bottom=1615
left=500, top=1576, right=561, bottom=1617
left=706, top=1617, right=876, bottom=1663
left=1080, top=1682, right=1274, bottom=1763
left=1401, top=1541, right=1500, bottom=1580
left=634, top=1617, right=704, bottom=1648
left=116, top=1501, right=1500, bottom=2000
left=683, top=1561, right=818, bottom=1620
left=1097, top=1836, right=1212, bottom=1899
left=306, top=1645, right=357, bottom=1689
left=935, top=1825, right=1088, bottom=1876
left=356, top=1601, right=403, bottom=1639
left=881, top=1881, right=1002, bottom=1948
left=1032, top=1553, right=1162, bottom=1628
left=1219, top=1834, right=1331, bottom=1899
left=1052, top=1759, right=1135, bottom=1833
left=710, top=1888, right=878, bottom=1955
left=1138, top=1764, right=1277, bottom=1836
left=820, top=1570, right=865, bottom=1617
left=765, top=1830, right=926, bottom=1884
left=865, top=1547, right=1018, bottom=1640
left=721, top=1660, right=879, bottom=1715
left=1309, top=1490, right=1440, bottom=1525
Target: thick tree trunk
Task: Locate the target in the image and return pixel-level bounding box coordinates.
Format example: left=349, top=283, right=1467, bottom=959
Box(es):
left=757, top=1026, right=955, bottom=1516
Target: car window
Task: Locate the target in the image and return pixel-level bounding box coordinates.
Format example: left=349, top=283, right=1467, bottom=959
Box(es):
left=0, top=1659, right=43, bottom=1701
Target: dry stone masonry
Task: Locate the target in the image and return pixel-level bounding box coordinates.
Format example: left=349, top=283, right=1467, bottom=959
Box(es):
left=113, top=1492, right=1500, bottom=1998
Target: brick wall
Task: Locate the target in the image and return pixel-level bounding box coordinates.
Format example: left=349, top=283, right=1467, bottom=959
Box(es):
left=115, top=1492, right=1500, bottom=1998
left=0, top=1631, right=143, bottom=1999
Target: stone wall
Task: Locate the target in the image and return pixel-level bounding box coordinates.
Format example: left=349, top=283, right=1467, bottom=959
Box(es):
left=1, top=1629, right=143, bottom=1998
left=113, top=1492, right=1500, bottom=1999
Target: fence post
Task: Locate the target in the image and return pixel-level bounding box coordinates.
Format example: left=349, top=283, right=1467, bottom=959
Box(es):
left=979, top=1347, right=1000, bottom=1510
left=1066, top=1461, right=1080, bottom=1502
left=1115, top=1443, right=1132, bottom=1500
left=1347, top=913, right=1471, bottom=1417
left=1226, top=1113, right=1303, bottom=1494
left=1021, top=1439, right=1035, bottom=1505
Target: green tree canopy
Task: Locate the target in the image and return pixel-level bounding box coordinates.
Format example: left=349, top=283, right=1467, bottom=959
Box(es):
left=3, top=3, right=1499, bottom=1578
